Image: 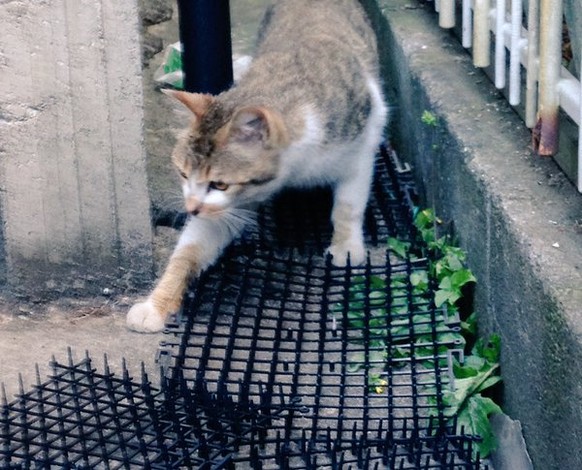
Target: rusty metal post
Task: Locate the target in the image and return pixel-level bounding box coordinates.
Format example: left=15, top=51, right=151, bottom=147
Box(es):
left=535, top=0, right=563, bottom=155
left=525, top=0, right=539, bottom=128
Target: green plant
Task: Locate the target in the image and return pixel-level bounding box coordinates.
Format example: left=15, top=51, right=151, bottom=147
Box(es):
left=414, top=209, right=477, bottom=308
left=421, top=110, right=439, bottom=127
left=344, top=208, right=502, bottom=458
left=414, top=208, right=502, bottom=458
left=444, top=335, right=502, bottom=457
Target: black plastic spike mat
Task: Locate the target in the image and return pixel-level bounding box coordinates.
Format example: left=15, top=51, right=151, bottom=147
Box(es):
left=0, top=146, right=487, bottom=469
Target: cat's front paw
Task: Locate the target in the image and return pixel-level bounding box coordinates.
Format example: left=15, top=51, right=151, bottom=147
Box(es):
left=126, top=301, right=166, bottom=333
left=326, top=242, right=366, bottom=267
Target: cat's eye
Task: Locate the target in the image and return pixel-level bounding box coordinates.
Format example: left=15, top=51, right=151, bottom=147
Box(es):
left=178, top=170, right=188, bottom=179
left=209, top=181, right=229, bottom=191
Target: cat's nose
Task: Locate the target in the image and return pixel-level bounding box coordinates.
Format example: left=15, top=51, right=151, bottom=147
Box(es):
left=185, top=198, right=202, bottom=215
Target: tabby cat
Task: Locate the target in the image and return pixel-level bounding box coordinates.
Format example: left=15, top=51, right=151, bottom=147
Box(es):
left=127, top=0, right=388, bottom=332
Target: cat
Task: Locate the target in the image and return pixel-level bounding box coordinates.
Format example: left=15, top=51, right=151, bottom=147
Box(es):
left=127, top=0, right=388, bottom=333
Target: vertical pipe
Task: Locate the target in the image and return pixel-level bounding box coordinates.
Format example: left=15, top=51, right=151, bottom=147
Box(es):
left=509, top=0, right=523, bottom=104
left=495, top=0, right=506, bottom=89
left=473, top=0, right=491, bottom=67
left=525, top=0, right=539, bottom=128
left=462, top=0, right=473, bottom=48
left=176, top=0, right=233, bottom=94
left=440, top=0, right=456, bottom=28
left=536, top=0, right=562, bottom=155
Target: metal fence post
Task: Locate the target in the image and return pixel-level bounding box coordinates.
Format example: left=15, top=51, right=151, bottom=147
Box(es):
left=473, top=0, right=491, bottom=67
left=536, top=0, right=563, bottom=156
left=176, top=0, right=233, bottom=94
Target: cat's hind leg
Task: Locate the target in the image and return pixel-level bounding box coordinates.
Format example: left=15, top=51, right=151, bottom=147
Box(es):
left=327, top=76, right=387, bottom=266
left=327, top=150, right=374, bottom=266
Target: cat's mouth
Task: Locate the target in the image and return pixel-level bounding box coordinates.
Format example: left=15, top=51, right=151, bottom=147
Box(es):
left=186, top=205, right=224, bottom=219
left=185, top=198, right=223, bottom=218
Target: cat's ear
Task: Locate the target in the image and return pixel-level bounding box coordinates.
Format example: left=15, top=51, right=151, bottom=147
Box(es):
left=227, top=106, right=289, bottom=149
left=161, top=89, right=214, bottom=120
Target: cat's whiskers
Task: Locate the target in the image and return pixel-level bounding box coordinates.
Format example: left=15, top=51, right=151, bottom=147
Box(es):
left=157, top=188, right=185, bottom=212
left=217, top=208, right=258, bottom=236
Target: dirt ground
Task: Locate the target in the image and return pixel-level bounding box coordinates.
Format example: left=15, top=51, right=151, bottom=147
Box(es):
left=0, top=293, right=165, bottom=402
left=0, top=225, right=181, bottom=401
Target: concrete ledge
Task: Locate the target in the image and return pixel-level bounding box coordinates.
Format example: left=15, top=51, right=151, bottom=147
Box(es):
left=362, top=1, right=582, bottom=468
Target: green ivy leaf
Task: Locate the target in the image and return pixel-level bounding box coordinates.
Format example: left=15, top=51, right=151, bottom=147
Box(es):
left=388, top=237, right=411, bottom=259
left=456, top=395, right=502, bottom=458
left=445, top=255, right=464, bottom=273
left=453, top=355, right=486, bottom=378
left=370, top=275, right=387, bottom=290
left=350, top=208, right=504, bottom=462
left=475, top=375, right=503, bottom=394
left=421, top=110, right=439, bottom=127
left=414, top=208, right=435, bottom=230
left=410, top=270, right=429, bottom=292
left=473, top=334, right=501, bottom=363
left=347, top=352, right=365, bottom=372
left=461, top=312, right=477, bottom=337
left=449, top=269, right=477, bottom=290
left=434, top=287, right=461, bottom=308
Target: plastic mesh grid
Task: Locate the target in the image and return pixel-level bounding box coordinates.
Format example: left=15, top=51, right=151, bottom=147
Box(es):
left=159, top=249, right=480, bottom=468
left=0, top=146, right=486, bottom=469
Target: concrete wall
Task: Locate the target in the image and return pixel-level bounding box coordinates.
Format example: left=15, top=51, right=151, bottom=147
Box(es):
left=0, top=0, right=154, bottom=299
left=360, top=0, right=582, bottom=468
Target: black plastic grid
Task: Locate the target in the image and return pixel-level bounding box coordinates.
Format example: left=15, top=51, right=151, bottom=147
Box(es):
left=0, top=354, right=480, bottom=469
left=158, top=248, right=480, bottom=468
left=0, top=145, right=487, bottom=469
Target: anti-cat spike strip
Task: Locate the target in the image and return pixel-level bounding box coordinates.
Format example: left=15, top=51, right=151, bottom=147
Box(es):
left=0, top=145, right=486, bottom=469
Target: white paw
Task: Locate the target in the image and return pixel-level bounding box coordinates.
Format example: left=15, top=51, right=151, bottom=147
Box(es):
left=126, top=301, right=166, bottom=333
left=326, top=242, right=366, bottom=267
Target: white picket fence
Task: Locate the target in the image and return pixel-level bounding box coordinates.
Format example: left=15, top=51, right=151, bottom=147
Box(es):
left=434, top=0, right=582, bottom=191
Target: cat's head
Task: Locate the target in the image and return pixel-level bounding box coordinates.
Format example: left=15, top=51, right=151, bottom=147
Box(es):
left=166, top=90, right=289, bottom=217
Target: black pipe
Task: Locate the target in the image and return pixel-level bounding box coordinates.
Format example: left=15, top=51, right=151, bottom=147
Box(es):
left=176, top=0, right=234, bottom=94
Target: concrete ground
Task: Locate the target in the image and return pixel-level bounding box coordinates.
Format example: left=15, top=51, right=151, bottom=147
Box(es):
left=0, top=0, right=172, bottom=403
